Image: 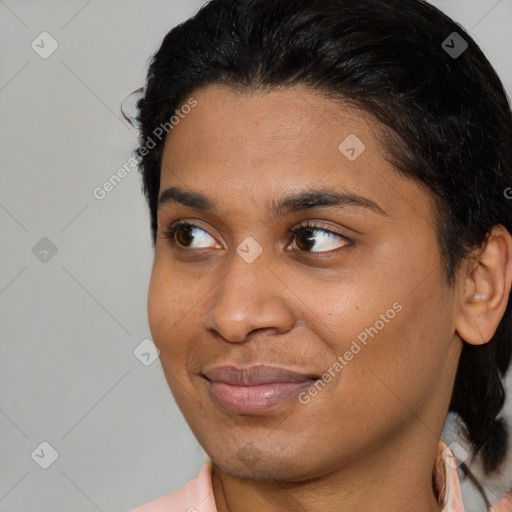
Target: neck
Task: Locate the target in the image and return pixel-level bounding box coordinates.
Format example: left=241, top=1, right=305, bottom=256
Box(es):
left=211, top=428, right=443, bottom=512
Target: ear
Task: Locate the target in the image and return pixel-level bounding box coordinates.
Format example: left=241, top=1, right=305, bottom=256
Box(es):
left=455, top=225, right=512, bottom=345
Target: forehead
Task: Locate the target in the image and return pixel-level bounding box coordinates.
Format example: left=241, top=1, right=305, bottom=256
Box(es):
left=159, top=84, right=436, bottom=226
left=163, top=84, right=382, bottom=167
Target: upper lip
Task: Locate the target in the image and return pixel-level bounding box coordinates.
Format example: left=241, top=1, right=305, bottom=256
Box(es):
left=202, top=364, right=318, bottom=385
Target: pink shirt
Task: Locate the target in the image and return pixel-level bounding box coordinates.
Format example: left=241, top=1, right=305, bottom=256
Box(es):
left=131, top=440, right=512, bottom=512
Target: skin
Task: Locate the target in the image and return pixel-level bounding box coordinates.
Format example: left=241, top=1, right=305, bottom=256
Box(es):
left=147, top=84, right=512, bottom=512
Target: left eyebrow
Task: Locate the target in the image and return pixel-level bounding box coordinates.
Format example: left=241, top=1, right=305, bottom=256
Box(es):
left=157, top=185, right=388, bottom=218
left=268, top=188, right=388, bottom=219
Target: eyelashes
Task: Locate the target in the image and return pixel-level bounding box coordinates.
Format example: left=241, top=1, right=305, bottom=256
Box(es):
left=289, top=220, right=351, bottom=253
left=163, top=222, right=221, bottom=249
left=162, top=220, right=352, bottom=255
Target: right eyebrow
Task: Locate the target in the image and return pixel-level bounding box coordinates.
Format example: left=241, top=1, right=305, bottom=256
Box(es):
left=158, top=186, right=217, bottom=213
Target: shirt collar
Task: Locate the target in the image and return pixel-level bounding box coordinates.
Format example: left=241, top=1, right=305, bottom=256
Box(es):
left=434, top=439, right=466, bottom=512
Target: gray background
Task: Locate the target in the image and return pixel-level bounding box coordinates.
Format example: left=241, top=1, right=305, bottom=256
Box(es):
left=0, top=1, right=511, bottom=511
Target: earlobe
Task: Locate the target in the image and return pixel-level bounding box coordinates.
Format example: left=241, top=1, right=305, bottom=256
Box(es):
left=455, top=225, right=512, bottom=346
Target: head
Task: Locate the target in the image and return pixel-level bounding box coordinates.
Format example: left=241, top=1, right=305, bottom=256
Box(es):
left=134, top=0, right=512, bottom=477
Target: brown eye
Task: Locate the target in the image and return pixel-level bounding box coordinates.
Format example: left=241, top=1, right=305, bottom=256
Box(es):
left=175, top=225, right=195, bottom=247
left=290, top=224, right=350, bottom=253
left=294, top=228, right=316, bottom=251
left=163, top=222, right=222, bottom=249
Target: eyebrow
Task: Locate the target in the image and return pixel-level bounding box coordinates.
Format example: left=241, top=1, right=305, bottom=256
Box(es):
left=157, top=186, right=388, bottom=218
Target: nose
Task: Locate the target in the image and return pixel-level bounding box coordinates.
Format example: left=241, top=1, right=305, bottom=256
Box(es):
left=202, top=251, right=295, bottom=343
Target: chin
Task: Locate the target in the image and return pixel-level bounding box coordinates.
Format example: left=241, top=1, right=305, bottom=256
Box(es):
left=210, top=443, right=320, bottom=483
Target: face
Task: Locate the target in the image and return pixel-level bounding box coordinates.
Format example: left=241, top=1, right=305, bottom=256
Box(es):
left=147, top=84, right=462, bottom=481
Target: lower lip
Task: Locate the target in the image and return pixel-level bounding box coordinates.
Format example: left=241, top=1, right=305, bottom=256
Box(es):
left=207, top=380, right=316, bottom=414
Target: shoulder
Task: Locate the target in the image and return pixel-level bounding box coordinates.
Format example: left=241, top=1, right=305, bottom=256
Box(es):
left=130, top=460, right=216, bottom=512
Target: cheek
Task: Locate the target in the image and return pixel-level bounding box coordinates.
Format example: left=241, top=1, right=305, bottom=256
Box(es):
left=302, top=254, right=453, bottom=406
left=147, top=265, right=169, bottom=344
left=337, top=284, right=455, bottom=421
left=147, top=263, right=187, bottom=357
left=147, top=260, right=208, bottom=381
left=147, top=267, right=198, bottom=407
left=290, top=270, right=398, bottom=356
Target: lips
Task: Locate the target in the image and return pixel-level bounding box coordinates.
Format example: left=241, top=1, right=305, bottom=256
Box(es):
left=202, top=364, right=318, bottom=414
